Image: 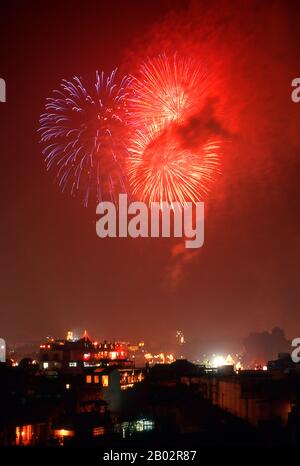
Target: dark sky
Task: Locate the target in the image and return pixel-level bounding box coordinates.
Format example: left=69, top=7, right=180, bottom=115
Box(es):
left=0, top=0, right=300, bottom=350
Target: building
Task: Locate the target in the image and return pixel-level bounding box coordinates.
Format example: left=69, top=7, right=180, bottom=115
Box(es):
left=195, top=366, right=296, bottom=426
left=84, top=366, right=121, bottom=414
left=0, top=360, right=119, bottom=446
left=148, top=359, right=199, bottom=387
left=39, top=331, right=130, bottom=374
left=267, top=352, right=297, bottom=372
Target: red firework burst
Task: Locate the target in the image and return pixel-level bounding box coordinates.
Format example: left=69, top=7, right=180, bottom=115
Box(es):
left=128, top=53, right=222, bottom=204
left=129, top=53, right=207, bottom=127
left=128, top=123, right=220, bottom=205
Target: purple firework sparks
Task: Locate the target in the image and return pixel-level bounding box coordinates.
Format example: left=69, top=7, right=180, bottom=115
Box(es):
left=39, top=69, right=132, bottom=206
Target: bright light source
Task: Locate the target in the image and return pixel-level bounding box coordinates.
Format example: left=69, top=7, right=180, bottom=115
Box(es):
left=212, top=355, right=226, bottom=368
left=102, top=375, right=109, bottom=387
left=263, top=365, right=268, bottom=371
left=54, top=429, right=74, bottom=438
left=66, top=331, right=73, bottom=341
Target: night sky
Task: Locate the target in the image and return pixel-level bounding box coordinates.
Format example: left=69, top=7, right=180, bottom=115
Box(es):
left=0, top=0, right=300, bottom=350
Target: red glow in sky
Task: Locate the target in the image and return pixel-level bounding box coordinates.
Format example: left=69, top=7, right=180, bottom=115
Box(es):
left=1, top=0, right=300, bottom=350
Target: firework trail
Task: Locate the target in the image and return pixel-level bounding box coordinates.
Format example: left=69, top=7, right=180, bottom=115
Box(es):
left=128, top=54, right=221, bottom=204
left=39, top=70, right=132, bottom=206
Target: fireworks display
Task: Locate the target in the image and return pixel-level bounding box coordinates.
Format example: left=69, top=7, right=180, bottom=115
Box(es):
left=128, top=122, right=220, bottom=205
left=129, top=53, right=207, bottom=127
left=127, top=54, right=221, bottom=205
left=39, top=55, right=222, bottom=206
left=39, top=70, right=132, bottom=206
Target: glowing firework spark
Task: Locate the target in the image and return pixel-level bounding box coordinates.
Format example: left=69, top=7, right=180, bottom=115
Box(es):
left=127, top=53, right=221, bottom=205
left=129, top=53, right=207, bottom=127
left=128, top=123, right=220, bottom=205
left=39, top=70, right=132, bottom=206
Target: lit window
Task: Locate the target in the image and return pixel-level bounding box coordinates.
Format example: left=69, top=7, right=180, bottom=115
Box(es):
left=53, top=429, right=74, bottom=438
left=94, top=375, right=99, bottom=384
left=66, top=384, right=70, bottom=390
left=93, top=426, right=104, bottom=436
left=43, top=362, right=49, bottom=369
left=16, top=425, right=32, bottom=446
left=86, top=375, right=92, bottom=384
left=69, top=362, right=77, bottom=367
left=143, top=420, right=155, bottom=431
left=102, top=375, right=109, bottom=387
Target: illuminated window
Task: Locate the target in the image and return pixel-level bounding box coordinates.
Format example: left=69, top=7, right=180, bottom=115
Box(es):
left=86, top=375, right=92, bottom=384
left=43, top=362, right=48, bottom=369
left=66, top=384, right=70, bottom=390
left=69, top=362, right=77, bottom=367
left=94, top=375, right=99, bottom=384
left=53, top=429, right=74, bottom=438
left=102, top=375, right=109, bottom=387
left=93, top=426, right=104, bottom=436
left=143, top=420, right=154, bottom=430
left=16, top=425, right=32, bottom=446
